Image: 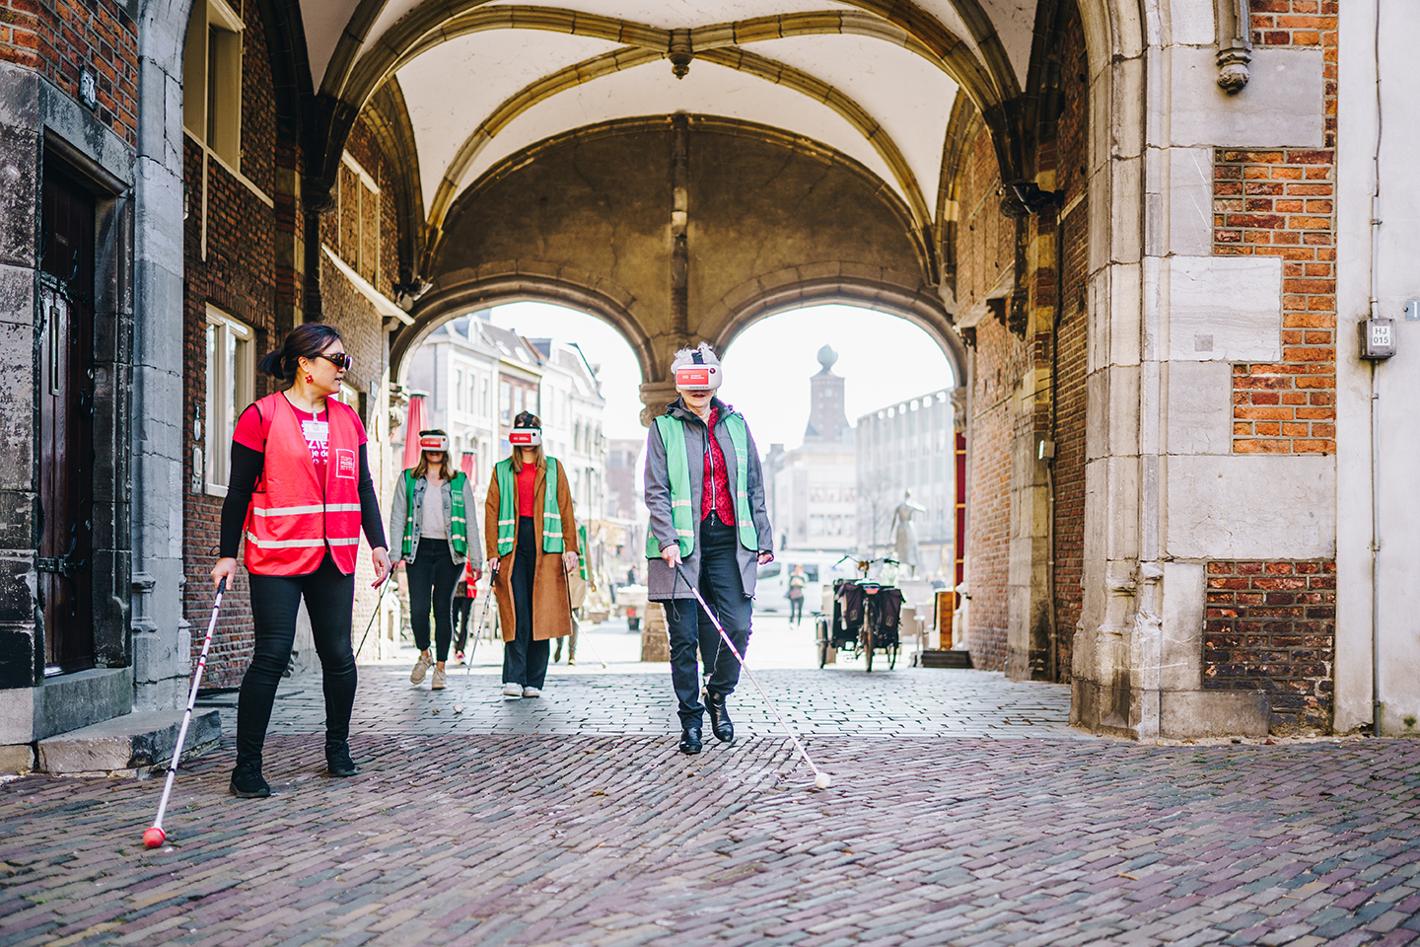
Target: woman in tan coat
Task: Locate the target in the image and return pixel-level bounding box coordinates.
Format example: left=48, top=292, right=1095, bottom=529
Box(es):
left=484, top=411, right=580, bottom=698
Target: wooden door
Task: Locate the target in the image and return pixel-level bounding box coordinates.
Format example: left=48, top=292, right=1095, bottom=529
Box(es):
left=38, top=164, right=97, bottom=674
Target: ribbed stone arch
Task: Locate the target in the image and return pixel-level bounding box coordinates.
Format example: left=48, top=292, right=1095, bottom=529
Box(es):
left=311, top=2, right=1021, bottom=201
left=423, top=44, right=934, bottom=249
left=710, top=277, right=966, bottom=389
left=390, top=268, right=656, bottom=387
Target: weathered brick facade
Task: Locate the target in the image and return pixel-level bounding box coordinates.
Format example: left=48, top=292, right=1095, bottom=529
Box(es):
left=1046, top=4, right=1088, bottom=684
left=1203, top=559, right=1337, bottom=731
left=1215, top=2, right=1338, bottom=456
left=181, top=0, right=283, bottom=687
left=178, top=3, right=399, bottom=686
left=0, top=0, right=139, bottom=144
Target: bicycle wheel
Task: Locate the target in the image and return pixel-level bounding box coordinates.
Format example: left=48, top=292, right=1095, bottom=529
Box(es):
left=816, top=620, right=829, bottom=669
left=888, top=642, right=899, bottom=670
left=862, top=624, right=874, bottom=672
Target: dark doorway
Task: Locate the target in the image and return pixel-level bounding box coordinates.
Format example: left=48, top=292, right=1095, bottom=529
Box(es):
left=39, top=162, right=97, bottom=674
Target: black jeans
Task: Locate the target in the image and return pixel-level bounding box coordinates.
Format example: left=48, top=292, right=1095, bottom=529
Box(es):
left=664, top=518, right=753, bottom=726
left=502, top=517, right=550, bottom=688
left=408, top=543, right=461, bottom=662
left=237, top=554, right=356, bottom=766
left=453, top=594, right=473, bottom=652
left=788, top=596, right=804, bottom=625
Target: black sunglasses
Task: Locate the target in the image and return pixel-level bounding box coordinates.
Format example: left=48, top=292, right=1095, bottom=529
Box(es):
left=317, top=352, right=354, bottom=371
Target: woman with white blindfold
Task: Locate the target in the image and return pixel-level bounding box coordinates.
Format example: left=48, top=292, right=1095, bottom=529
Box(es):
left=389, top=429, right=482, bottom=690
left=484, top=411, right=580, bottom=698
left=643, top=343, right=774, bottom=754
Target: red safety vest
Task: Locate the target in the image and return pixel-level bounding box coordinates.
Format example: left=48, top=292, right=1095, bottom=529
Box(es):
left=242, top=392, right=364, bottom=576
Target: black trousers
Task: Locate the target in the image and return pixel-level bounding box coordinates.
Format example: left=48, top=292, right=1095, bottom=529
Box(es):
left=788, top=596, right=804, bottom=624
left=453, top=594, right=473, bottom=652
left=663, top=519, right=753, bottom=726
left=502, top=517, right=550, bottom=688
left=407, top=543, right=461, bottom=662
left=237, top=554, right=356, bottom=765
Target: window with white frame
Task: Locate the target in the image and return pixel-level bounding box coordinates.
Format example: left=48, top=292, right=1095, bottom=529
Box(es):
left=204, top=307, right=254, bottom=495
left=183, top=0, right=243, bottom=169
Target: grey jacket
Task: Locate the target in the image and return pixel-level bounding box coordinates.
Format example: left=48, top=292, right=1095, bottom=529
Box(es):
left=644, top=399, right=773, bottom=601
left=388, top=472, right=483, bottom=564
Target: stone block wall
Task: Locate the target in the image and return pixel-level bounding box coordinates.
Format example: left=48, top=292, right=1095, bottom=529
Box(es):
left=0, top=0, right=138, bottom=145
left=1203, top=559, right=1337, bottom=730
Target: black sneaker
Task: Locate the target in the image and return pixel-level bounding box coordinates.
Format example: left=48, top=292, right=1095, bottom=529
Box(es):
left=230, top=760, right=271, bottom=798
left=679, top=723, right=703, bottom=755
left=704, top=689, right=735, bottom=744
left=325, top=740, right=360, bottom=777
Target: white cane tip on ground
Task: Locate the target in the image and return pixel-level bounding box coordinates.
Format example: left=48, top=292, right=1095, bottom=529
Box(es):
left=814, top=772, right=833, bottom=790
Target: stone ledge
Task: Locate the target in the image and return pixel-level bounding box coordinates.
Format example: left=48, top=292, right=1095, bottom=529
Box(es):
left=0, top=742, right=34, bottom=773
left=1160, top=689, right=1269, bottom=739
left=35, top=708, right=221, bottom=774
left=0, top=666, right=133, bottom=744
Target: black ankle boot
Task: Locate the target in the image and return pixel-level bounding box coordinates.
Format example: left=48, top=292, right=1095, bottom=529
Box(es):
left=705, top=690, right=734, bottom=744
left=230, top=759, right=271, bottom=798
left=325, top=740, right=360, bottom=777
left=679, top=722, right=703, bottom=755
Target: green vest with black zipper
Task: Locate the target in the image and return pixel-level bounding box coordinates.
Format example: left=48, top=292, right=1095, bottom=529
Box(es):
left=494, top=457, right=565, bottom=555
left=646, top=411, right=758, bottom=558
left=401, top=470, right=468, bottom=559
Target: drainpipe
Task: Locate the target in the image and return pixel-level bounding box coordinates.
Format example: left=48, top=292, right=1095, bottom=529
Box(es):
left=1367, top=0, right=1385, bottom=736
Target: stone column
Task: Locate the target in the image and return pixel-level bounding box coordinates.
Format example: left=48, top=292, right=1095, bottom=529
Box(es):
left=131, top=0, right=198, bottom=712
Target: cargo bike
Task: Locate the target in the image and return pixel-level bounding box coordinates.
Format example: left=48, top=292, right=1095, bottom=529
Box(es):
left=814, top=556, right=905, bottom=671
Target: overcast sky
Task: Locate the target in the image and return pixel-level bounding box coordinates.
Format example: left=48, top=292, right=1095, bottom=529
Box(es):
left=484, top=301, right=957, bottom=449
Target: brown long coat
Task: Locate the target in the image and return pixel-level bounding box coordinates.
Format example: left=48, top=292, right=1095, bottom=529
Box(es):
left=484, top=456, right=579, bottom=642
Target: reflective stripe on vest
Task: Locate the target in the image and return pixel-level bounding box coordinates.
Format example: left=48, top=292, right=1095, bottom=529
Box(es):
left=494, top=457, right=564, bottom=556
left=243, top=392, right=364, bottom=576
left=645, top=412, right=758, bottom=558
left=401, top=470, right=468, bottom=559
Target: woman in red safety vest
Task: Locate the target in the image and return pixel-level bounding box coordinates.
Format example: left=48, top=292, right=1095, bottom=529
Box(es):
left=211, top=324, right=392, bottom=799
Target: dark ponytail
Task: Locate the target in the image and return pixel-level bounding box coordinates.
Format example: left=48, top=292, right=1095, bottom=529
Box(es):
left=259, top=323, right=344, bottom=381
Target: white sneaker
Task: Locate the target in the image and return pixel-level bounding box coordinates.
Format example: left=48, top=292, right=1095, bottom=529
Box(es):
left=410, top=653, right=432, bottom=684
left=501, top=682, right=523, bottom=698
left=522, top=686, right=542, bottom=698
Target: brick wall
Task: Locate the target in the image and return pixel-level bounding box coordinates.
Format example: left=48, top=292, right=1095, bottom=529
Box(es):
left=182, top=0, right=282, bottom=687
left=957, top=107, right=1022, bottom=672
left=1214, top=2, right=1337, bottom=455
left=0, top=0, right=139, bottom=145
left=1049, top=4, right=1089, bottom=683
left=1203, top=559, right=1336, bottom=731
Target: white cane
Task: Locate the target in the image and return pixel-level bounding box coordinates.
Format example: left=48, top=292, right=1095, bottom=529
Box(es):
left=674, top=565, right=832, bottom=789
left=465, top=561, right=499, bottom=673
left=143, top=576, right=227, bottom=848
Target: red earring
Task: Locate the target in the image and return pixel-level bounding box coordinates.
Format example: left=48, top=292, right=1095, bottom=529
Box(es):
left=305, top=373, right=313, bottom=384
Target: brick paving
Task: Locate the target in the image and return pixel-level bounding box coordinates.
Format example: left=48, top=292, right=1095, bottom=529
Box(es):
left=2, top=658, right=1419, bottom=945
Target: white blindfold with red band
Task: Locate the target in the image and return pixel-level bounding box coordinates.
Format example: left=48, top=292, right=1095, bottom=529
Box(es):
left=419, top=434, right=449, bottom=453
left=674, top=364, right=722, bottom=391
left=509, top=428, right=542, bottom=447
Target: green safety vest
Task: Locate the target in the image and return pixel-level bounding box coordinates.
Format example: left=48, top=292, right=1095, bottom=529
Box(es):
left=494, top=457, right=565, bottom=555
left=578, top=524, right=588, bottom=580
left=402, top=470, right=468, bottom=558
left=645, top=412, right=758, bottom=558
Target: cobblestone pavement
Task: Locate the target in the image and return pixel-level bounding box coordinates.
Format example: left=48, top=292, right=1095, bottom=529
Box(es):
left=2, top=653, right=1419, bottom=945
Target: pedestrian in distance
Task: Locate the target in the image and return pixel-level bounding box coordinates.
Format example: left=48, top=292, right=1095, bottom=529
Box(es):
left=484, top=411, right=581, bottom=698
left=211, top=324, right=392, bottom=799
left=389, top=430, right=482, bottom=689
left=452, top=559, right=476, bottom=663
left=644, top=343, right=774, bottom=754
left=787, top=564, right=807, bottom=626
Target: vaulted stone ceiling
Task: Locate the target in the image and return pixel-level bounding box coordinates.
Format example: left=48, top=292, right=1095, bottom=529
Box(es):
left=297, top=0, right=1042, bottom=240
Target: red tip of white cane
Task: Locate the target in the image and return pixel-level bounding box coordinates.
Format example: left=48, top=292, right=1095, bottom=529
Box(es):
left=142, top=826, right=166, bottom=849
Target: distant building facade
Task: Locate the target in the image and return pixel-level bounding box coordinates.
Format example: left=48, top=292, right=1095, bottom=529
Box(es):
left=764, top=347, right=857, bottom=553
left=856, top=389, right=956, bottom=577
